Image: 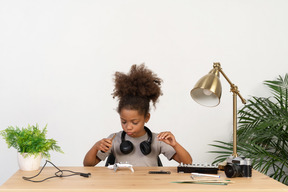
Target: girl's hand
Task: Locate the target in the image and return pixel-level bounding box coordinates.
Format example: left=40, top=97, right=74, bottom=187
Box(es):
left=157, top=131, right=177, bottom=147
left=95, top=138, right=113, bottom=152
left=157, top=132, right=193, bottom=165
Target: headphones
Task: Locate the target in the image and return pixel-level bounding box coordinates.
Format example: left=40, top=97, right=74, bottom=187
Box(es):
left=120, top=126, right=152, bottom=155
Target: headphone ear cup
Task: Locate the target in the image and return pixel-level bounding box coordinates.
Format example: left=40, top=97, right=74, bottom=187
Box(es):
left=120, top=140, right=134, bottom=154
left=140, top=141, right=151, bottom=155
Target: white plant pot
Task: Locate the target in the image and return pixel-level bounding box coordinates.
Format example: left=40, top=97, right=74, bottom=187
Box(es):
left=17, top=152, right=42, bottom=171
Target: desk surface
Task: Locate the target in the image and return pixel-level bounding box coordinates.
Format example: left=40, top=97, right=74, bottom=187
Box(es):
left=0, top=166, right=287, bottom=192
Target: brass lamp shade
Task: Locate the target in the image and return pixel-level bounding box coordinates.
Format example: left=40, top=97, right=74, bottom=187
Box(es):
left=190, top=68, right=222, bottom=107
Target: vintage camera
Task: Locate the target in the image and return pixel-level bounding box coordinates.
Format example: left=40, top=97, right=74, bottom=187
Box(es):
left=224, top=156, right=252, bottom=178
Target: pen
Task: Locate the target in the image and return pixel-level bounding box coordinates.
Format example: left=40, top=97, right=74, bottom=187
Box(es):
left=191, top=173, right=220, bottom=178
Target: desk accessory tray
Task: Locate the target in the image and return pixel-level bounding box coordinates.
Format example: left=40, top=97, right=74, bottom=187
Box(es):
left=177, top=163, right=219, bottom=174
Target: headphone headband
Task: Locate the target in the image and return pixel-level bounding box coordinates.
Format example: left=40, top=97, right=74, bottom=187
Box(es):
left=121, top=126, right=152, bottom=142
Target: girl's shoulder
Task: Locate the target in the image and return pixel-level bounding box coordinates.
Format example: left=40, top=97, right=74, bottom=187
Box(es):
left=151, top=132, right=158, bottom=138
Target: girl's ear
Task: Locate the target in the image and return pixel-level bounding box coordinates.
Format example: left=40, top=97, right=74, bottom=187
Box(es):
left=145, top=113, right=150, bottom=123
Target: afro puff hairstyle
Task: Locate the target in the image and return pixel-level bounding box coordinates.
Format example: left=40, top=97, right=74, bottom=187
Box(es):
left=112, top=64, right=163, bottom=116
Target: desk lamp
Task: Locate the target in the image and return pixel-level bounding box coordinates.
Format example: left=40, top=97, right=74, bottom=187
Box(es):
left=190, top=62, right=246, bottom=157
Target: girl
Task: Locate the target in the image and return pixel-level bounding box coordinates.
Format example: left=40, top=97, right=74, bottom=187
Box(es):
left=83, top=64, right=192, bottom=166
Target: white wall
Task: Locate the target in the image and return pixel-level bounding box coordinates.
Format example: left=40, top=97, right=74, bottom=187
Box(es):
left=0, top=0, right=287, bottom=185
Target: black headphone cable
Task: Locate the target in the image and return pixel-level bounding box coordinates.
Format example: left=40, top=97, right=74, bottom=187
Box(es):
left=22, top=160, right=91, bottom=182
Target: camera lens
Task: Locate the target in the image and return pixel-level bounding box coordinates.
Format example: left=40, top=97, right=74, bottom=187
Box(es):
left=224, top=164, right=242, bottom=178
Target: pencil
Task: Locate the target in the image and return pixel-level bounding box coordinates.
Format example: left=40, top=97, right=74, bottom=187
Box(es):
left=191, top=173, right=220, bottom=178
left=111, top=133, right=116, bottom=141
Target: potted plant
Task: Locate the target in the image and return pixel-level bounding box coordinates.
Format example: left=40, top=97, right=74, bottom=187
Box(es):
left=209, top=74, right=288, bottom=185
left=0, top=124, right=63, bottom=171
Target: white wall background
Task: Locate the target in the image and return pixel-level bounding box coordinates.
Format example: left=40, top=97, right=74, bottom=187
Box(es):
left=0, top=0, right=287, bottom=185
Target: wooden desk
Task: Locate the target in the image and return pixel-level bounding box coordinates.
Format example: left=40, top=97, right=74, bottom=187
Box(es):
left=0, top=167, right=287, bottom=192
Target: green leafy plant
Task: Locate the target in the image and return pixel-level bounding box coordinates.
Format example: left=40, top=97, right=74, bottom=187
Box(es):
left=209, top=74, right=288, bottom=185
left=0, top=124, right=63, bottom=159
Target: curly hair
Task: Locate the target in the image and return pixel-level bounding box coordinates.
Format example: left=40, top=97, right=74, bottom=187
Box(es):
left=112, top=64, right=163, bottom=116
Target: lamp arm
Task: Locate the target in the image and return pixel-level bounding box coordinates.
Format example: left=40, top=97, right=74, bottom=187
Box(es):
left=214, top=63, right=246, bottom=104
left=213, top=62, right=246, bottom=157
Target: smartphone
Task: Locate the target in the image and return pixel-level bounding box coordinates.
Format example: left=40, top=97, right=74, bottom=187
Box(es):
left=148, top=170, right=171, bottom=174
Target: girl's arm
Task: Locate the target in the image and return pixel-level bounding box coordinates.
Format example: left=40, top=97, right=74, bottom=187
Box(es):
left=83, top=138, right=113, bottom=166
left=157, top=132, right=192, bottom=164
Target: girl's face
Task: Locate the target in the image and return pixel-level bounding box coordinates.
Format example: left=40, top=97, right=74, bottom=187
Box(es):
left=119, top=108, right=150, bottom=138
